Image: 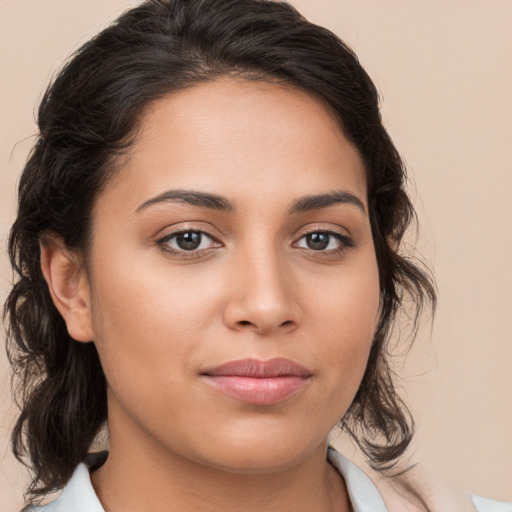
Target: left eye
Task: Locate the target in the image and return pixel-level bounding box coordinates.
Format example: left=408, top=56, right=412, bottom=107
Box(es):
left=160, top=230, right=217, bottom=252
left=295, top=231, right=347, bottom=251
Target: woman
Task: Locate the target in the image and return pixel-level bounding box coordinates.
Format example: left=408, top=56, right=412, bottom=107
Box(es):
left=4, top=0, right=510, bottom=510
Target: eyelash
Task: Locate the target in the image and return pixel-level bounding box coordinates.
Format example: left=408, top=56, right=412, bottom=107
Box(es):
left=156, top=228, right=354, bottom=258
left=294, top=229, right=354, bottom=254
left=157, top=229, right=222, bottom=259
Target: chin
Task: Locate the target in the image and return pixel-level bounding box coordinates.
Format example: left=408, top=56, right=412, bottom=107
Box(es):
left=184, top=424, right=327, bottom=475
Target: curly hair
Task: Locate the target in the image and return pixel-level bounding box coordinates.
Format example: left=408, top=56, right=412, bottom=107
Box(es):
left=4, top=0, right=436, bottom=502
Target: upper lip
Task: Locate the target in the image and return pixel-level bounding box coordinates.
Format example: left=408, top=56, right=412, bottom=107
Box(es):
left=202, top=358, right=312, bottom=378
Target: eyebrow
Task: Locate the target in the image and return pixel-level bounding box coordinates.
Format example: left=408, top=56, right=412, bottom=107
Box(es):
left=136, top=190, right=235, bottom=212
left=136, top=188, right=365, bottom=215
left=288, top=191, right=366, bottom=215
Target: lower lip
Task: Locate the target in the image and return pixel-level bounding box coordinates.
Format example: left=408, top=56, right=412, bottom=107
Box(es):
left=203, top=376, right=309, bottom=405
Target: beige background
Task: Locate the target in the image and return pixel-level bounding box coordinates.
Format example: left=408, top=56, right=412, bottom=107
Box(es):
left=1, top=0, right=511, bottom=508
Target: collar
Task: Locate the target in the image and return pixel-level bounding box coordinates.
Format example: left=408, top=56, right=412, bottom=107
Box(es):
left=327, top=447, right=388, bottom=512
left=34, top=448, right=387, bottom=512
left=33, top=463, right=104, bottom=512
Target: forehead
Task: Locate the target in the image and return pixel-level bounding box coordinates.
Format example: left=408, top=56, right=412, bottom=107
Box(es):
left=100, top=78, right=367, bottom=214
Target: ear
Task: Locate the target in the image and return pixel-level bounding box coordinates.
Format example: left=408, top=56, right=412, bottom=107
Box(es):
left=40, top=236, right=94, bottom=343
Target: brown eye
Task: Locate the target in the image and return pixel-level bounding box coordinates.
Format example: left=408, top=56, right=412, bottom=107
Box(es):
left=159, top=230, right=218, bottom=253
left=176, top=231, right=202, bottom=250
left=305, top=232, right=329, bottom=250
left=295, top=231, right=353, bottom=252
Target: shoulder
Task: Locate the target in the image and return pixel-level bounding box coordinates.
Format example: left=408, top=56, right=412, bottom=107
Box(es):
left=372, top=463, right=511, bottom=512
left=328, top=447, right=511, bottom=512
left=471, top=495, right=512, bottom=512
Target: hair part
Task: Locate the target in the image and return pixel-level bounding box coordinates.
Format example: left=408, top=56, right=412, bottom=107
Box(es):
left=5, top=0, right=436, bottom=501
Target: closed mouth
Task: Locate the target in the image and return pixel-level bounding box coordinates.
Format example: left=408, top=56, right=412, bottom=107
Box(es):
left=201, top=358, right=312, bottom=405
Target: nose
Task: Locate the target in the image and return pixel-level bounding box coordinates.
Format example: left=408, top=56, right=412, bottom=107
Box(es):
left=222, top=247, right=301, bottom=336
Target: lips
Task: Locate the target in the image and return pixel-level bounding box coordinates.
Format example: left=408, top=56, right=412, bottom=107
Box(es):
left=201, top=358, right=312, bottom=405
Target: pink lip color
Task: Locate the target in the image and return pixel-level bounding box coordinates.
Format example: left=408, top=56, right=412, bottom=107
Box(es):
left=201, top=358, right=311, bottom=405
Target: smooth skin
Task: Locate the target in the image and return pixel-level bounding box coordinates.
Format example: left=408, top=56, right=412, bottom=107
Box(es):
left=41, top=78, right=381, bottom=512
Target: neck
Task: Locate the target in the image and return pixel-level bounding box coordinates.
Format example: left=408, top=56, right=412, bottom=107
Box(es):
left=91, top=413, right=351, bottom=512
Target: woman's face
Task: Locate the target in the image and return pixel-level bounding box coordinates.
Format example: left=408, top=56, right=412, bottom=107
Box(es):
left=84, top=78, right=380, bottom=472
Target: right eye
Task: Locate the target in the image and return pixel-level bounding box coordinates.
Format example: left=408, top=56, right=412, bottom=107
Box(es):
left=158, top=230, right=220, bottom=253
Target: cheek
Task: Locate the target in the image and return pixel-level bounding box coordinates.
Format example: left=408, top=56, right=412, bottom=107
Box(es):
left=87, top=254, right=221, bottom=389
left=312, top=252, right=380, bottom=344
left=306, top=254, right=380, bottom=409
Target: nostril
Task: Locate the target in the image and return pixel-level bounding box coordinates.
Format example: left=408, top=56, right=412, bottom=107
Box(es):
left=235, top=319, right=294, bottom=331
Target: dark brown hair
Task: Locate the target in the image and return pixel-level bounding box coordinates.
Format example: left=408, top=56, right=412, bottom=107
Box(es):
left=4, top=0, right=436, bottom=502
